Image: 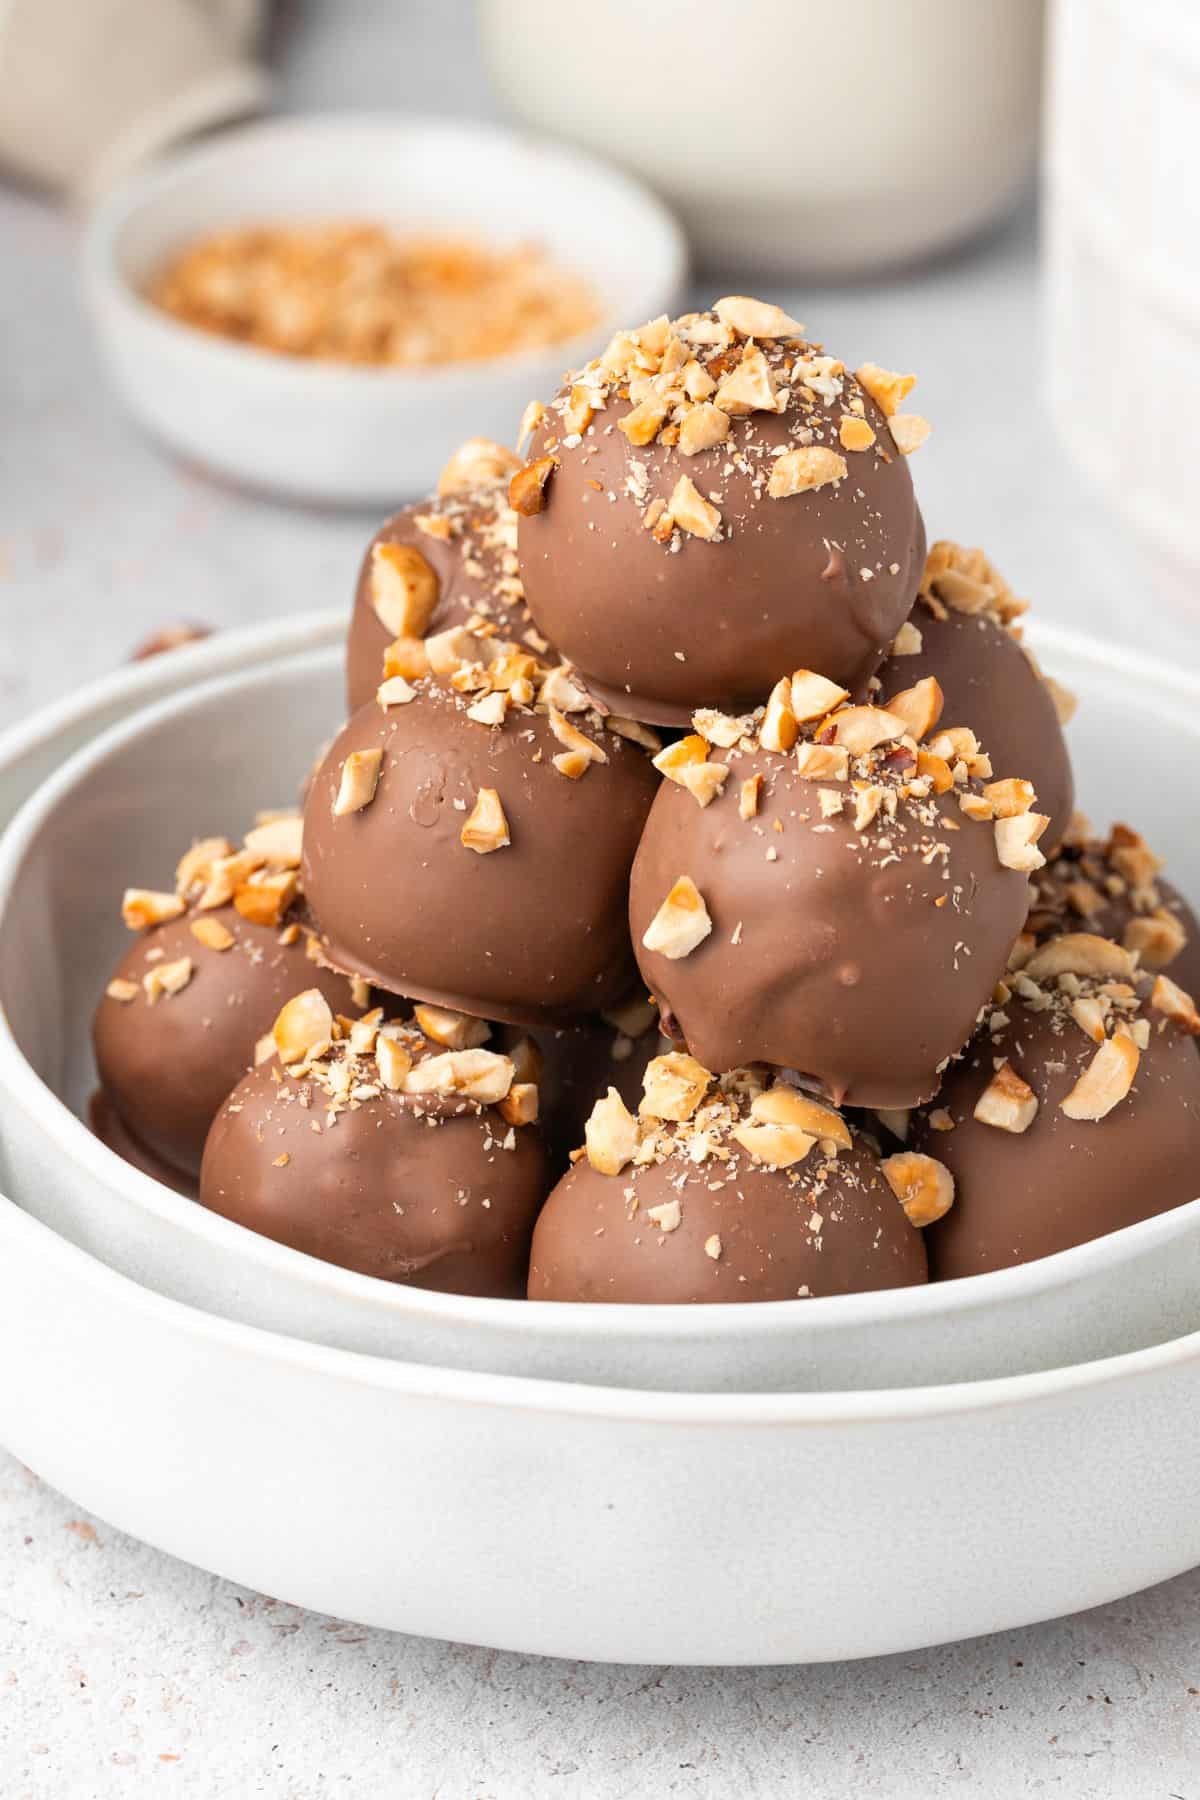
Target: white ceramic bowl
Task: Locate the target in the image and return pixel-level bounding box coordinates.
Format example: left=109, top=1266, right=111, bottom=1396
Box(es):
left=2, top=1191, right=1200, bottom=1663
left=81, top=114, right=686, bottom=505
left=1, top=615, right=1199, bottom=1393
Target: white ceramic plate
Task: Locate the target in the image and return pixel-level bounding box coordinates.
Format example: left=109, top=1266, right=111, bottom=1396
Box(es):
left=1, top=1190, right=1199, bottom=1664
left=82, top=114, right=687, bottom=505
left=0, top=615, right=1199, bottom=1392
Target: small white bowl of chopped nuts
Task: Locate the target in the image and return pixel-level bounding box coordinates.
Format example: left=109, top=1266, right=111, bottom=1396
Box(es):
left=82, top=114, right=686, bottom=506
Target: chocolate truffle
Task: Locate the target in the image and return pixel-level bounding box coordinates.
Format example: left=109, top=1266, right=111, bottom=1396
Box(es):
left=629, top=673, right=1041, bottom=1107
left=93, top=819, right=363, bottom=1182
left=529, top=1060, right=928, bottom=1302
left=88, top=1088, right=198, bottom=1199
left=200, top=993, right=546, bottom=1295
left=877, top=540, right=1075, bottom=851
left=514, top=299, right=928, bottom=725
left=302, top=667, right=660, bottom=1027
left=914, top=934, right=1200, bottom=1279
left=346, top=439, right=552, bottom=714
left=1028, top=820, right=1200, bottom=999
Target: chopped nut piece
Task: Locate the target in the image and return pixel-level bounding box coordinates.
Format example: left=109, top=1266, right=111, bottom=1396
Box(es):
left=1024, top=933, right=1135, bottom=982
left=994, top=812, right=1049, bottom=873
left=678, top=402, right=731, bottom=456
left=244, top=814, right=303, bottom=867
left=405, top=1047, right=515, bottom=1104
left=891, top=620, right=923, bottom=657
left=828, top=705, right=906, bottom=754
left=333, top=748, right=383, bottom=817
left=105, top=977, right=139, bottom=1003
left=884, top=676, right=944, bottom=741
left=875, top=1107, right=910, bottom=1142
left=548, top=705, right=607, bottom=765
left=517, top=399, right=547, bottom=450
left=888, top=414, right=931, bottom=455
left=508, top=456, right=556, bottom=516
left=854, top=363, right=916, bottom=417
left=917, top=750, right=953, bottom=794
left=739, top=775, right=762, bottom=820
left=640, top=1052, right=712, bottom=1122
left=607, top=715, right=662, bottom=752
left=383, top=635, right=432, bottom=682
left=175, top=836, right=234, bottom=894
left=715, top=344, right=779, bottom=416
left=641, top=876, right=712, bottom=960
left=853, top=784, right=889, bottom=831
left=377, top=675, right=417, bottom=710
left=973, top=1060, right=1039, bottom=1133
left=654, top=734, right=708, bottom=783
left=1060, top=1033, right=1139, bottom=1120
left=704, top=1233, right=722, bottom=1260
left=563, top=384, right=596, bottom=435
left=790, top=670, right=850, bottom=722
left=1124, top=911, right=1187, bottom=967
left=348, top=1008, right=383, bottom=1056
left=759, top=676, right=799, bottom=752
left=618, top=398, right=669, bottom=446
left=767, top=446, right=847, bottom=498
left=375, top=1031, right=413, bottom=1091
left=585, top=1086, right=639, bottom=1175
left=190, top=916, right=234, bottom=952
left=465, top=690, right=508, bottom=727
left=368, top=542, right=439, bottom=639
left=732, top=1119, right=816, bottom=1168
left=273, top=989, right=334, bottom=1065
left=751, top=1086, right=852, bottom=1150
left=881, top=1151, right=955, bottom=1226
left=499, top=1081, right=539, bottom=1126
left=677, top=762, right=729, bottom=808
left=1150, top=974, right=1200, bottom=1035
left=413, top=1003, right=490, bottom=1051
left=122, top=888, right=186, bottom=931
left=983, top=777, right=1036, bottom=818
left=142, top=956, right=193, bottom=1004
left=839, top=414, right=877, bottom=452
left=438, top=437, right=521, bottom=496
left=667, top=474, right=722, bottom=540
left=958, top=792, right=994, bottom=822
left=460, top=786, right=510, bottom=854
left=234, top=868, right=298, bottom=927
left=646, top=1198, right=683, bottom=1233
left=794, top=742, right=850, bottom=781
left=1071, top=996, right=1109, bottom=1044
left=713, top=295, right=804, bottom=338
left=506, top=1034, right=545, bottom=1086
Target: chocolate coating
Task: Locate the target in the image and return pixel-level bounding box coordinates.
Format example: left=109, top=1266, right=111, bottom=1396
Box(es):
left=878, top=605, right=1074, bottom=851
left=303, top=684, right=659, bottom=1026
left=1030, top=829, right=1200, bottom=1000
left=917, top=983, right=1200, bottom=1280
left=200, top=1059, right=546, bottom=1295
left=518, top=324, right=926, bottom=724
left=347, top=487, right=546, bottom=715
left=629, top=744, right=1031, bottom=1107
left=93, top=910, right=357, bottom=1179
left=88, top=1087, right=198, bottom=1198
left=529, top=1134, right=927, bottom=1303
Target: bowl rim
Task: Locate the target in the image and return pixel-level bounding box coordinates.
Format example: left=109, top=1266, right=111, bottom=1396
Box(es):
left=2, top=611, right=1200, bottom=1349
left=80, top=110, right=689, bottom=394
left=5, top=1184, right=1200, bottom=1420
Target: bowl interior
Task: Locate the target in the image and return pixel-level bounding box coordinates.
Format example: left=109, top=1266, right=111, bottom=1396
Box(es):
left=3, top=624, right=1200, bottom=1393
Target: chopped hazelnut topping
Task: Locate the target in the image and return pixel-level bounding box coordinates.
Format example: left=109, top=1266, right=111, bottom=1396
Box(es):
left=790, top=670, right=850, bottom=722
left=973, top=1060, right=1038, bottom=1133
left=465, top=689, right=509, bottom=727
left=704, top=1233, right=723, bottom=1260
left=713, top=296, right=804, bottom=338
left=412, top=1003, right=490, bottom=1051
left=888, top=414, right=931, bottom=455
left=891, top=620, right=923, bottom=656
left=994, top=812, right=1049, bottom=873
left=499, top=1081, right=539, bottom=1126
left=175, top=836, right=234, bottom=894
left=547, top=705, right=607, bottom=767
left=368, top=542, right=439, bottom=639
left=827, top=705, right=906, bottom=754
left=618, top=397, right=670, bottom=446
left=243, top=814, right=303, bottom=867
left=666, top=474, right=722, bottom=540
left=1071, top=996, right=1109, bottom=1044
left=333, top=748, right=383, bottom=817
left=438, top=438, right=521, bottom=496
left=767, top=446, right=847, bottom=499
left=794, top=742, right=850, bottom=782
left=759, top=677, right=799, bottom=753
left=883, top=676, right=944, bottom=742
left=142, top=957, right=193, bottom=1004
left=751, top=1085, right=852, bottom=1150
left=375, top=1031, right=413, bottom=1091
left=517, top=399, right=547, bottom=450
left=234, top=868, right=298, bottom=928
left=739, top=775, right=762, bottom=820
left=122, top=888, right=186, bottom=931
left=377, top=675, right=417, bottom=710
left=678, top=402, right=731, bottom=456
left=646, top=1199, right=683, bottom=1234
left=854, top=363, right=916, bottom=417
left=917, top=750, right=953, bottom=794
left=405, top=1047, right=515, bottom=1104
left=983, top=777, right=1036, bottom=819
left=1150, top=973, right=1200, bottom=1036
left=714, top=344, right=779, bottom=416
left=640, top=1052, right=712, bottom=1122
left=190, top=916, right=234, bottom=952
left=641, top=876, right=713, bottom=960
left=731, top=1118, right=816, bottom=1169
left=105, top=978, right=139, bottom=1003
left=1060, top=1033, right=1139, bottom=1121
left=383, top=636, right=432, bottom=682
left=881, top=1151, right=955, bottom=1226
left=460, top=786, right=511, bottom=854
left=585, top=1086, right=640, bottom=1175
left=273, top=989, right=334, bottom=1065
left=508, top=456, right=556, bottom=516
left=1024, top=933, right=1135, bottom=983
left=839, top=414, right=877, bottom=452
left=1123, top=912, right=1188, bottom=968
left=552, top=749, right=591, bottom=780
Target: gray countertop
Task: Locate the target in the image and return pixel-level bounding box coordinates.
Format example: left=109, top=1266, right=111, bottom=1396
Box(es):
left=1, top=4, right=1198, bottom=1794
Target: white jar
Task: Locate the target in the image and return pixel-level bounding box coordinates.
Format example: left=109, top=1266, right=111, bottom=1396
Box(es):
left=481, top=0, right=1045, bottom=276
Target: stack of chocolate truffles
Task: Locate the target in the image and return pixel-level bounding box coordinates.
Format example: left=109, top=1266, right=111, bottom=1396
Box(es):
left=93, top=296, right=1200, bottom=1302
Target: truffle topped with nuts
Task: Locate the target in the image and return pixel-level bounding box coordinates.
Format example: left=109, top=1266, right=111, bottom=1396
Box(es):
left=346, top=439, right=556, bottom=715
left=876, top=540, right=1076, bottom=852
left=912, top=932, right=1200, bottom=1278
left=302, top=667, right=660, bottom=1027
left=628, top=668, right=1042, bottom=1105
left=199, top=990, right=547, bottom=1294
left=513, top=298, right=928, bottom=724
left=93, top=818, right=368, bottom=1181
left=528, top=1057, right=928, bottom=1303
left=1027, top=819, right=1200, bottom=999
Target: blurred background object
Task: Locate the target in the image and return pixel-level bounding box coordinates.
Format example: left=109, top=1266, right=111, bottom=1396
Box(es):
left=1046, top=0, right=1200, bottom=602
left=0, top=0, right=268, bottom=200
left=481, top=0, right=1046, bottom=276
